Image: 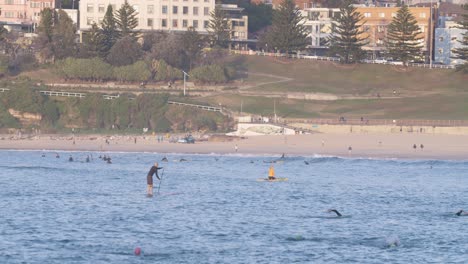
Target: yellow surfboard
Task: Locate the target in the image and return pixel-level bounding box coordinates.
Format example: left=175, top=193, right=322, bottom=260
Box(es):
left=256, top=178, right=288, bottom=182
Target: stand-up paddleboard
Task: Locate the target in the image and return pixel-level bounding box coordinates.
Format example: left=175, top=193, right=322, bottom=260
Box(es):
left=257, top=178, right=288, bottom=182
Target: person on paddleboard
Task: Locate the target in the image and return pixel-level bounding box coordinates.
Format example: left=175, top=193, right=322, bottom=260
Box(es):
left=147, top=162, right=163, bottom=196
left=268, top=165, right=276, bottom=180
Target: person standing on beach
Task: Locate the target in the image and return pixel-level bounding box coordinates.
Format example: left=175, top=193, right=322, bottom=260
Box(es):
left=235, top=144, right=238, bottom=152
left=147, top=162, right=163, bottom=196
left=268, top=165, right=276, bottom=180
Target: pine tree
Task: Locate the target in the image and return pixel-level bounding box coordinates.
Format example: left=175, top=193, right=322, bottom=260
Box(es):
left=82, top=23, right=106, bottom=58
left=207, top=5, right=231, bottom=48
left=182, top=27, right=205, bottom=70
left=115, top=1, right=139, bottom=39
left=452, top=4, right=468, bottom=73
left=100, top=5, right=118, bottom=53
left=52, top=10, right=77, bottom=59
left=260, top=0, right=308, bottom=53
left=36, top=8, right=57, bottom=61
left=327, top=0, right=368, bottom=64
left=386, top=5, right=423, bottom=66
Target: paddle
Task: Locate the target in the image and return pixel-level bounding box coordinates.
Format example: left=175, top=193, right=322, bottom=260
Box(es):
left=157, top=168, right=165, bottom=195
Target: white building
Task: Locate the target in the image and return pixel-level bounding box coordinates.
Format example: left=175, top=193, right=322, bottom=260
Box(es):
left=79, top=0, right=216, bottom=33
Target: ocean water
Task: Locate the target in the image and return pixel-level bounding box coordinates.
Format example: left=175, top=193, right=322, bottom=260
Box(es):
left=0, top=150, right=467, bottom=263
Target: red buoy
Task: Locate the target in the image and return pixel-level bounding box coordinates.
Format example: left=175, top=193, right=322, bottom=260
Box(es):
left=134, top=247, right=141, bottom=256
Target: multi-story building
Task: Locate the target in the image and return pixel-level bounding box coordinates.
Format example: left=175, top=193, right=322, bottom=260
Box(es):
left=301, top=7, right=339, bottom=55
left=434, top=3, right=467, bottom=65
left=79, top=0, right=214, bottom=33
left=220, top=4, right=248, bottom=42
left=0, top=0, right=59, bottom=31
left=303, top=6, right=433, bottom=59
left=357, top=6, right=432, bottom=59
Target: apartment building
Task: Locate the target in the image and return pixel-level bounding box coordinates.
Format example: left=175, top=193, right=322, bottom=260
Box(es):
left=0, top=0, right=59, bottom=30
left=357, top=7, right=432, bottom=56
left=79, top=0, right=216, bottom=33
left=303, top=6, right=433, bottom=59
left=220, top=4, right=248, bottom=41
left=301, top=7, right=339, bottom=55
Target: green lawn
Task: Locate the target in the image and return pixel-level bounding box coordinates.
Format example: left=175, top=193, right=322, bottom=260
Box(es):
left=241, top=56, right=468, bottom=97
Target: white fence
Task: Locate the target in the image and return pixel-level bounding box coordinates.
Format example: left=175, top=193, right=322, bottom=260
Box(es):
left=231, top=50, right=455, bottom=70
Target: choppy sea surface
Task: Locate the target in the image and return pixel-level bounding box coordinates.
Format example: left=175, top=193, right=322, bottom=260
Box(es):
left=0, top=150, right=467, bottom=263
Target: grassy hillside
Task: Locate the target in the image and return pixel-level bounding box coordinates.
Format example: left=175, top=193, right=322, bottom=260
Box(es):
left=195, top=55, right=468, bottom=120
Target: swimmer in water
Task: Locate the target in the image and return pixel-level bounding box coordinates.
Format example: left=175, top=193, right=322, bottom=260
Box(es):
left=327, top=209, right=342, bottom=217
left=179, top=158, right=187, bottom=162
left=456, top=210, right=468, bottom=216
left=304, top=160, right=309, bottom=165
left=161, top=156, right=168, bottom=162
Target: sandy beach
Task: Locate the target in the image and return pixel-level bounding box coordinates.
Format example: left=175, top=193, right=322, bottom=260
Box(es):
left=1, top=132, right=468, bottom=160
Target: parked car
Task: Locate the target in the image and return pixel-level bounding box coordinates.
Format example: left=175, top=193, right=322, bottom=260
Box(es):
left=374, top=58, right=388, bottom=64
left=178, top=135, right=195, bottom=144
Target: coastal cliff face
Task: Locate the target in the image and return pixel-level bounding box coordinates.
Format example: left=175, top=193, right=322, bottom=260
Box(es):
left=8, top=109, right=42, bottom=126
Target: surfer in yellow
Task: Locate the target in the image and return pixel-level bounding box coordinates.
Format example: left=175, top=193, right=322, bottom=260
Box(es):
left=268, top=165, right=276, bottom=180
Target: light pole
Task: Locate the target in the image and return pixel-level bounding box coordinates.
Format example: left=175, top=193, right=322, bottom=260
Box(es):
left=182, top=70, right=189, bottom=96
left=429, top=0, right=433, bottom=68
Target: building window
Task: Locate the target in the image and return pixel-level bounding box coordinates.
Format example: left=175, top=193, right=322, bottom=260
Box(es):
left=419, top=13, right=426, bottom=18
left=204, top=0, right=209, bottom=2
left=162, top=5, right=168, bottom=14
left=147, top=18, right=154, bottom=27
left=173, top=19, right=178, bottom=28
left=148, top=5, right=154, bottom=14
left=87, top=4, right=94, bottom=13
left=5, top=0, right=14, bottom=4
left=98, top=4, right=105, bottom=13
left=239, top=21, right=245, bottom=27
left=204, top=7, right=209, bottom=16
left=183, top=6, right=188, bottom=15
left=438, top=48, right=443, bottom=54
left=377, top=26, right=384, bottom=33
left=364, top=12, right=371, bottom=18
left=193, top=7, right=199, bottom=16
left=87, top=17, right=94, bottom=25
left=162, top=19, right=167, bottom=27
left=183, top=19, right=188, bottom=27
left=193, top=20, right=199, bottom=28
left=194, top=0, right=198, bottom=2
left=204, top=20, right=209, bottom=28
left=439, top=37, right=444, bottom=42
left=173, top=6, right=178, bottom=14
left=5, top=12, right=15, bottom=18
left=378, top=12, right=385, bottom=18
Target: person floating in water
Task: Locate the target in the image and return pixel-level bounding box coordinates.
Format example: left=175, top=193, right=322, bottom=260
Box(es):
left=147, top=162, right=163, bottom=196
left=86, top=155, right=90, bottom=163
left=456, top=210, right=468, bottom=216
left=161, top=156, right=168, bottom=162
left=41, top=153, right=45, bottom=157
left=281, top=153, right=285, bottom=159
left=107, top=157, right=112, bottom=164
left=179, top=158, right=187, bottom=162
left=56, top=153, right=60, bottom=158
left=304, top=160, right=309, bottom=165
left=68, top=155, right=73, bottom=162
left=268, top=165, right=276, bottom=180
left=327, top=209, right=342, bottom=217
